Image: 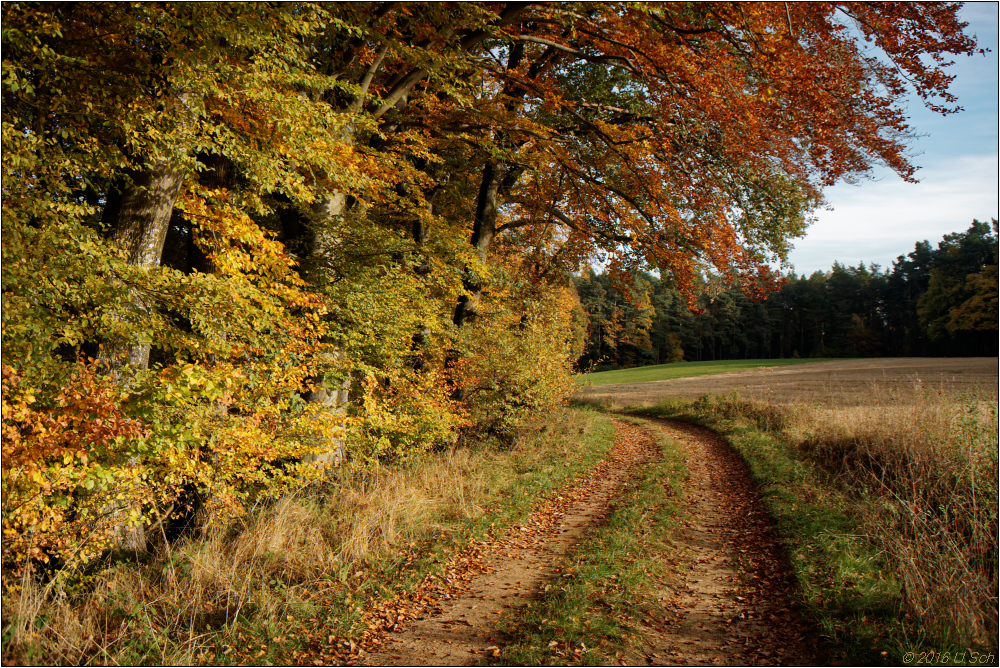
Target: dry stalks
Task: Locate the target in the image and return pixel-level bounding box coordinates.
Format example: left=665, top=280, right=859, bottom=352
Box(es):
left=796, top=388, right=998, bottom=648
left=1, top=408, right=600, bottom=665
left=685, top=386, right=997, bottom=648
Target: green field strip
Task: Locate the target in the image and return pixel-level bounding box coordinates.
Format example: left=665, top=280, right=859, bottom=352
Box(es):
left=579, top=358, right=836, bottom=387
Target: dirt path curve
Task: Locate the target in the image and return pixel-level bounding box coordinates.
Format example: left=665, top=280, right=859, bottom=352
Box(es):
left=361, top=419, right=658, bottom=666
left=358, top=416, right=822, bottom=666
left=630, top=416, right=822, bottom=666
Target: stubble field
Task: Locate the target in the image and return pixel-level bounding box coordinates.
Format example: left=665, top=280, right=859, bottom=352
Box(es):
left=574, top=357, right=998, bottom=408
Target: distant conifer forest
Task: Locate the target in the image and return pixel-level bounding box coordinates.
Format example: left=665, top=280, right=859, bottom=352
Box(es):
left=576, top=219, right=999, bottom=370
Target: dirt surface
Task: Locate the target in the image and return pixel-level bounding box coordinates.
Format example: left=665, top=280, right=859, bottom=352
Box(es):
left=354, top=417, right=824, bottom=666
left=575, top=357, right=998, bottom=408
left=360, top=419, right=658, bottom=666
left=625, top=417, right=819, bottom=666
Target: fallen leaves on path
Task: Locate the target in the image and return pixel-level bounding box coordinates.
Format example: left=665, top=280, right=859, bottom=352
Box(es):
left=631, top=417, right=823, bottom=667
left=354, top=419, right=657, bottom=665
left=275, top=417, right=824, bottom=667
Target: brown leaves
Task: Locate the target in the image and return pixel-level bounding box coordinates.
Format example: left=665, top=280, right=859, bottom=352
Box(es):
left=633, top=417, right=823, bottom=665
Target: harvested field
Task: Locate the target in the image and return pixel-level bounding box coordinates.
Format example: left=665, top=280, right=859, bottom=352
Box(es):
left=574, top=357, right=998, bottom=408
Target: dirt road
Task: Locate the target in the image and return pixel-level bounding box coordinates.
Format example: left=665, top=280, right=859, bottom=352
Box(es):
left=356, top=417, right=822, bottom=666
left=624, top=417, right=818, bottom=666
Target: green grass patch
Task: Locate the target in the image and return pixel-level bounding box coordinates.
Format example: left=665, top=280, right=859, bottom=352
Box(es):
left=580, top=358, right=835, bottom=386
left=494, top=420, right=688, bottom=665
left=631, top=395, right=987, bottom=666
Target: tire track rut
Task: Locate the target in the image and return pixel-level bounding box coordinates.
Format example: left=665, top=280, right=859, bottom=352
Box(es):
left=361, top=419, right=657, bottom=665
left=352, top=417, right=822, bottom=666
left=631, top=417, right=821, bottom=666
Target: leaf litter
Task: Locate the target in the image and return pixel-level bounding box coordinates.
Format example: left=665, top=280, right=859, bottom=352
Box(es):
left=279, top=417, right=823, bottom=666
left=354, top=418, right=657, bottom=666
left=627, top=417, right=824, bottom=667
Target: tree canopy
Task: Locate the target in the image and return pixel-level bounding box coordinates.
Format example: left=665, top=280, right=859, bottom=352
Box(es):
left=1, top=2, right=978, bottom=572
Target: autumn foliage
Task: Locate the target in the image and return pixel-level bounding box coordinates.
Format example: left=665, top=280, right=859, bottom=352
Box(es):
left=1, top=2, right=977, bottom=575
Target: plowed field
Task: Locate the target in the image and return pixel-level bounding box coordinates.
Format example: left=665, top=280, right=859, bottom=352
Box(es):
left=574, top=357, right=998, bottom=408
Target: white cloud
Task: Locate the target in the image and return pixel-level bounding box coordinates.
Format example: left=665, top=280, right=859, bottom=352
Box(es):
left=780, top=5, right=999, bottom=277
left=785, top=155, right=998, bottom=275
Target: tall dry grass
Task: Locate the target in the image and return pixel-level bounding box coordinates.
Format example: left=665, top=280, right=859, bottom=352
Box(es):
left=667, top=384, right=997, bottom=650
left=2, top=408, right=609, bottom=665
left=790, top=388, right=998, bottom=649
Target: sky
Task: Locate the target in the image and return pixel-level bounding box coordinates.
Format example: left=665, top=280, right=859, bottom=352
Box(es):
left=782, top=2, right=1000, bottom=277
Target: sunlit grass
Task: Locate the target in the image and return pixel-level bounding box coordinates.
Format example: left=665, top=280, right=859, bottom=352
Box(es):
left=580, top=358, right=834, bottom=386
left=1, top=408, right=618, bottom=666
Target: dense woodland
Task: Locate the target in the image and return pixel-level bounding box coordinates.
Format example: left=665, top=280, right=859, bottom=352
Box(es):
left=1, top=3, right=980, bottom=574
left=577, top=218, right=999, bottom=368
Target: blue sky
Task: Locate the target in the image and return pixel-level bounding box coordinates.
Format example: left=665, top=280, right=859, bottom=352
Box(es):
left=783, top=2, right=1000, bottom=276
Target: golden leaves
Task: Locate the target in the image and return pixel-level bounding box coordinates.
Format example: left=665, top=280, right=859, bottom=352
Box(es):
left=1, top=1, right=978, bottom=579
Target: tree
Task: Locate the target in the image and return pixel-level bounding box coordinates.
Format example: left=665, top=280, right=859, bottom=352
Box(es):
left=475, top=3, right=973, bottom=284
left=946, top=265, right=999, bottom=336
left=3, top=2, right=349, bottom=563
left=918, top=220, right=999, bottom=355
left=1, top=2, right=980, bottom=574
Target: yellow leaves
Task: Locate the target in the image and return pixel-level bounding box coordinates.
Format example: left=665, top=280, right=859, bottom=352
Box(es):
left=450, top=279, right=578, bottom=440
left=178, top=188, right=296, bottom=281
left=3, top=1, right=977, bottom=585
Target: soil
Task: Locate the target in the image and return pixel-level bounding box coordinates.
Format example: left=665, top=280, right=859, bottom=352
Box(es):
left=623, top=417, right=820, bottom=667
left=360, top=419, right=657, bottom=666
left=574, top=357, right=999, bottom=409
left=353, top=417, right=824, bottom=666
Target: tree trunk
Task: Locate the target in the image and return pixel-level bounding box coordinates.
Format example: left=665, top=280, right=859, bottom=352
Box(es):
left=102, top=163, right=186, bottom=371
left=97, top=161, right=186, bottom=552
left=303, top=192, right=351, bottom=472
left=453, top=160, right=502, bottom=327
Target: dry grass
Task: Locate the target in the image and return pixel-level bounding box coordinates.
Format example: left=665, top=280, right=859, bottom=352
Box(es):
left=669, top=385, right=998, bottom=650
left=796, top=388, right=998, bottom=649
left=2, top=407, right=611, bottom=665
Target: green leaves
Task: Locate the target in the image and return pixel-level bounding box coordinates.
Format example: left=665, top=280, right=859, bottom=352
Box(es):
left=1, top=2, right=982, bottom=578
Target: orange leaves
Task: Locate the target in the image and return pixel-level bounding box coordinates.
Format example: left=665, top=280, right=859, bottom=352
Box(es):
left=1, top=360, right=152, bottom=571
left=1, top=361, right=146, bottom=471
left=469, top=2, right=976, bottom=287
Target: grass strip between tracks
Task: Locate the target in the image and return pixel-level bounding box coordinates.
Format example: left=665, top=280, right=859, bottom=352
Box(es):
left=494, top=419, right=688, bottom=666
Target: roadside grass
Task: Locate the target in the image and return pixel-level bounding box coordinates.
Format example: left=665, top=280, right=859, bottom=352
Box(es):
left=1, top=407, right=617, bottom=666
left=579, top=358, right=833, bottom=387
left=494, top=418, right=688, bottom=666
left=634, top=390, right=998, bottom=665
